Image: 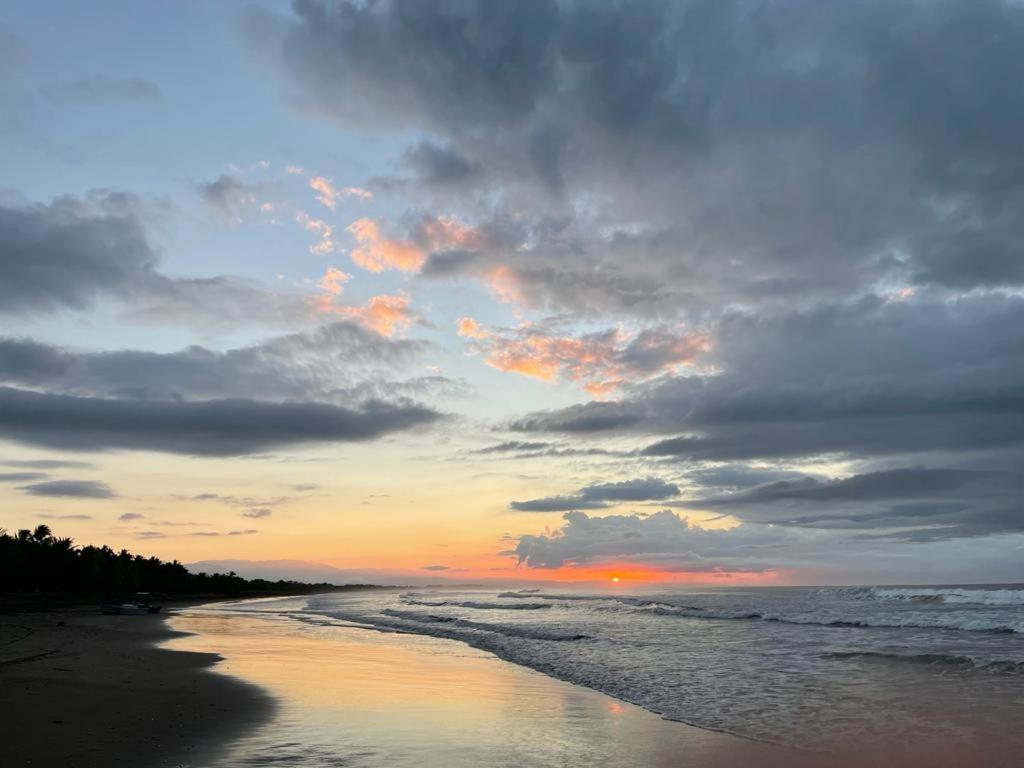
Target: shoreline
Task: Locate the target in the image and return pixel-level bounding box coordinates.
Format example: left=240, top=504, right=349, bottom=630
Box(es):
left=0, top=604, right=272, bottom=768
left=5, top=596, right=1018, bottom=767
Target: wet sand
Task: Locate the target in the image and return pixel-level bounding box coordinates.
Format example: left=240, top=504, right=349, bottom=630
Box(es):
left=0, top=607, right=271, bottom=768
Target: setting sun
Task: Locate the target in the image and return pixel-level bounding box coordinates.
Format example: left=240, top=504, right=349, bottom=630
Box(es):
left=611, top=577, right=620, bottom=583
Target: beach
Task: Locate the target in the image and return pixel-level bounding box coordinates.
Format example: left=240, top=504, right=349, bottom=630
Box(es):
left=0, top=606, right=271, bottom=768
left=2, top=593, right=1020, bottom=767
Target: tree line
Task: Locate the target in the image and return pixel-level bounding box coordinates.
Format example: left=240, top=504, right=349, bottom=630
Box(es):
left=0, top=525, right=351, bottom=601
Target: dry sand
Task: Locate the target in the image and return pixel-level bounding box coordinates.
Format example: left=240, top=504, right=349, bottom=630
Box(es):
left=0, top=607, right=270, bottom=768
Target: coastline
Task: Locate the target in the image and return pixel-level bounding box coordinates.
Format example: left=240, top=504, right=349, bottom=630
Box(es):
left=0, top=605, right=272, bottom=768
left=4, top=596, right=1018, bottom=767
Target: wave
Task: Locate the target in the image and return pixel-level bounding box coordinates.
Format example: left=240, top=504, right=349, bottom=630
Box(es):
left=833, top=586, right=1024, bottom=606
left=504, top=590, right=1024, bottom=633
left=402, top=598, right=552, bottom=610
left=647, top=604, right=1024, bottom=633
left=824, top=651, right=1024, bottom=674
left=380, top=609, right=588, bottom=641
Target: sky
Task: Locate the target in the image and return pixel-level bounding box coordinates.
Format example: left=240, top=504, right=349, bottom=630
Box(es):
left=1, top=0, right=1022, bottom=586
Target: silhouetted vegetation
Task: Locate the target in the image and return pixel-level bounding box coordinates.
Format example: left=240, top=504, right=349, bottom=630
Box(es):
left=0, top=525, right=365, bottom=608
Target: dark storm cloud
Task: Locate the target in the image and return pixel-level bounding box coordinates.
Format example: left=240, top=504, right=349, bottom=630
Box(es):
left=19, top=479, right=116, bottom=499
left=511, top=477, right=680, bottom=512
left=249, top=0, right=1024, bottom=311
left=0, top=387, right=443, bottom=456
left=0, top=321, right=431, bottom=402
left=40, top=77, right=161, bottom=106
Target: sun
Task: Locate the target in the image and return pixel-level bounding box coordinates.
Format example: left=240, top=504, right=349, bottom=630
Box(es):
left=611, top=576, right=620, bottom=583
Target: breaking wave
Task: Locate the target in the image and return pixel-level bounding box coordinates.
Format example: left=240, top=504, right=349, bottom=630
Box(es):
left=402, top=598, right=552, bottom=610
left=837, top=586, right=1024, bottom=606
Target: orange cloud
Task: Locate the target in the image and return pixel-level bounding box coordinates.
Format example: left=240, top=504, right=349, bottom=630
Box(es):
left=295, top=211, right=335, bottom=254
left=341, top=294, right=414, bottom=337
left=456, top=317, right=489, bottom=339
left=310, top=176, right=372, bottom=210
left=459, top=322, right=710, bottom=395
left=487, top=265, right=524, bottom=304
left=317, top=267, right=350, bottom=296
left=347, top=218, right=426, bottom=273
left=346, top=215, right=487, bottom=274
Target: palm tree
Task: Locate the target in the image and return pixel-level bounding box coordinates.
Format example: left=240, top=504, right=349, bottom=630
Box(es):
left=33, top=524, right=53, bottom=543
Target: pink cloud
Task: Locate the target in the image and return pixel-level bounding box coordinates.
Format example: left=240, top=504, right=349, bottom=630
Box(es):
left=346, top=215, right=487, bottom=273
left=295, top=211, right=335, bottom=254
left=347, top=218, right=426, bottom=273
left=310, top=176, right=372, bottom=210
left=342, top=294, right=415, bottom=337
left=317, top=267, right=350, bottom=296
left=458, top=320, right=710, bottom=395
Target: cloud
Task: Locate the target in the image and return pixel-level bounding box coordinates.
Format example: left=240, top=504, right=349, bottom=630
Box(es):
left=345, top=218, right=426, bottom=273
left=336, top=294, right=416, bottom=337
left=0, top=387, right=443, bottom=456
left=0, top=320, right=432, bottom=403
left=5, top=459, right=94, bottom=469
left=309, top=176, right=372, bottom=209
left=460, top=319, right=709, bottom=395
left=37, top=513, right=93, bottom=520
left=241, top=508, right=273, bottom=519
left=515, top=295, right=1024, bottom=459
left=511, top=477, right=680, bottom=512
left=402, top=141, right=481, bottom=188
left=18, top=479, right=116, bottom=499
left=316, top=267, right=350, bottom=296
left=118, top=512, right=145, bottom=521
left=0, top=472, right=48, bottom=482
left=421, top=564, right=449, bottom=571
left=473, top=441, right=552, bottom=454
left=0, top=190, right=336, bottom=327
left=511, top=510, right=783, bottom=571
left=40, top=76, right=161, bottom=105
left=198, top=174, right=267, bottom=221
left=694, top=468, right=1024, bottom=540
left=295, top=211, right=336, bottom=254
left=248, top=0, right=1024, bottom=314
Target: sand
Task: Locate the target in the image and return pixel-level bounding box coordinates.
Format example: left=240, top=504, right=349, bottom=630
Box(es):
left=0, top=606, right=271, bottom=768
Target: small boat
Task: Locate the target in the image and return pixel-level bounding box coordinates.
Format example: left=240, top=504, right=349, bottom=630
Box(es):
left=102, top=602, right=162, bottom=615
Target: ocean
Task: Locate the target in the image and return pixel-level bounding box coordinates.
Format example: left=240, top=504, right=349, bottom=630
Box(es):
left=177, top=584, right=1024, bottom=762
